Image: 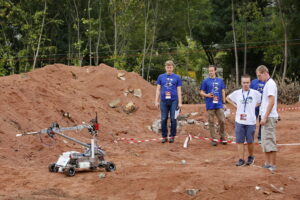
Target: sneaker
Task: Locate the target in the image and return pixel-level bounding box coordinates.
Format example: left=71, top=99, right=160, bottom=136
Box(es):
left=246, top=156, right=255, bottom=165
left=262, top=163, right=271, bottom=169
left=211, top=140, right=217, bottom=146
left=169, top=137, right=175, bottom=143
left=258, top=140, right=262, bottom=144
left=236, top=159, right=245, bottom=167
left=161, top=137, right=168, bottom=143
left=268, top=165, right=277, bottom=172
left=220, top=138, right=227, bottom=145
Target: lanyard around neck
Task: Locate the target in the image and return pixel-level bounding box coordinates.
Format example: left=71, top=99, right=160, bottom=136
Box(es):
left=242, top=90, right=250, bottom=113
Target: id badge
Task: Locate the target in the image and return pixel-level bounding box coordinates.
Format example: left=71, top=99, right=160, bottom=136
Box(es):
left=240, top=114, right=247, bottom=121
left=213, top=95, right=218, bottom=104
left=165, top=91, right=171, bottom=99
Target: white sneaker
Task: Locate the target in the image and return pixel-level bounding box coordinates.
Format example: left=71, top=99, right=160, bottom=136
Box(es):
left=268, top=165, right=277, bottom=172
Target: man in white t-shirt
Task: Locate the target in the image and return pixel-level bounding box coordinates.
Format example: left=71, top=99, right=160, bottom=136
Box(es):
left=226, top=74, right=261, bottom=166
left=256, top=65, right=278, bottom=172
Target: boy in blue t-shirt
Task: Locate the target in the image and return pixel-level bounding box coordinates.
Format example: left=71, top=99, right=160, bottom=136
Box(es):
left=155, top=60, right=182, bottom=143
left=200, top=65, right=227, bottom=146
left=250, top=78, right=265, bottom=143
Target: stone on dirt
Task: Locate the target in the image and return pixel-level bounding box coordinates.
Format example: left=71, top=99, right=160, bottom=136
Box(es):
left=133, top=89, right=142, bottom=98
left=109, top=98, right=121, bottom=108
left=123, top=101, right=136, bottom=114
left=190, top=112, right=198, bottom=116
left=98, top=173, right=106, bottom=179
left=117, top=72, right=126, bottom=80
left=270, top=184, right=284, bottom=193
left=177, top=113, right=190, bottom=121
left=187, top=119, right=195, bottom=124
left=151, top=119, right=161, bottom=133
left=224, top=185, right=231, bottom=190
left=186, top=189, right=200, bottom=196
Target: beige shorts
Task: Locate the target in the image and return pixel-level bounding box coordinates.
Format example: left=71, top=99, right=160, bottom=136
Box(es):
left=261, top=117, right=278, bottom=152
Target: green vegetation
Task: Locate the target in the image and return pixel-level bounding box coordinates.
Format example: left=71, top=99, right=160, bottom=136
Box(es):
left=0, top=0, right=299, bottom=84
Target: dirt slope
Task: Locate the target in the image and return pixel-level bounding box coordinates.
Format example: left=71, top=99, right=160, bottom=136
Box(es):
left=0, top=64, right=299, bottom=200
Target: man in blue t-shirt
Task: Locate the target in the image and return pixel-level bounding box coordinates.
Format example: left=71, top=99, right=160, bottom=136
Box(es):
left=200, top=65, right=227, bottom=146
left=250, top=78, right=265, bottom=143
left=155, top=60, right=182, bottom=143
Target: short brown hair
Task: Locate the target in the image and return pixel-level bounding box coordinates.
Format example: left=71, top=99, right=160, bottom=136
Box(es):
left=208, top=65, right=217, bottom=70
left=256, top=65, right=269, bottom=73
left=241, top=74, right=251, bottom=79
left=165, top=60, right=175, bottom=67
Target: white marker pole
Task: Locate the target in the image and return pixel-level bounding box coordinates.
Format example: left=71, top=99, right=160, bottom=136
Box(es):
left=183, top=134, right=192, bottom=148
left=91, top=139, right=95, bottom=158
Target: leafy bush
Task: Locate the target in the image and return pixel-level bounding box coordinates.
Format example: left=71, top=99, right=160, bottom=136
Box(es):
left=276, top=77, right=300, bottom=105
left=181, top=76, right=202, bottom=104
left=225, top=77, right=300, bottom=105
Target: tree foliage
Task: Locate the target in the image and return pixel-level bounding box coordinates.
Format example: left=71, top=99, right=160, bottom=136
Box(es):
left=0, top=0, right=299, bottom=82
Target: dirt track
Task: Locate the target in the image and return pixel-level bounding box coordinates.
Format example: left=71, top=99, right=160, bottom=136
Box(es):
left=0, top=64, right=299, bottom=200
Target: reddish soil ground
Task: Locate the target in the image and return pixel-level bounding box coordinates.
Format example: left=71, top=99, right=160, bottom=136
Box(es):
left=0, top=64, right=299, bottom=200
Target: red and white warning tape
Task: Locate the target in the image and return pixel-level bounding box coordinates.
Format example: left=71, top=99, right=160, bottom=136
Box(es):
left=181, top=135, right=300, bottom=147
left=118, top=137, right=163, bottom=144
left=117, top=135, right=231, bottom=144
left=277, top=143, right=300, bottom=146
left=116, top=106, right=299, bottom=145
left=277, top=106, right=300, bottom=112
left=117, top=136, right=182, bottom=144
left=117, top=135, right=300, bottom=147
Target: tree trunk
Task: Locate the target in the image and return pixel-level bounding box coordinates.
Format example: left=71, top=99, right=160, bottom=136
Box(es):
left=243, top=22, right=247, bottom=75
left=271, top=64, right=277, bottom=78
left=88, top=0, right=92, bottom=65
left=32, top=0, right=47, bottom=70
left=186, top=0, right=192, bottom=39
left=141, top=0, right=150, bottom=78
left=232, top=0, right=239, bottom=85
left=95, top=0, right=102, bottom=65
left=67, top=22, right=71, bottom=66
left=147, top=0, right=159, bottom=81
left=277, top=0, right=288, bottom=83
left=113, top=1, right=117, bottom=67
left=201, top=42, right=214, bottom=65
left=73, top=0, right=82, bottom=66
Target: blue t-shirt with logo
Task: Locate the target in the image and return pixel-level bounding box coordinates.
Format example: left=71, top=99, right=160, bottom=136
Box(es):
left=157, top=73, right=182, bottom=101
left=250, top=79, right=265, bottom=94
left=200, top=77, right=226, bottom=110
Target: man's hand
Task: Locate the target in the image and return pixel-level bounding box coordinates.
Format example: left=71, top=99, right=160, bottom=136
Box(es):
left=178, top=103, right=182, bottom=109
left=223, top=104, right=227, bottom=110
left=260, top=117, right=267, bottom=126
left=206, top=93, right=214, bottom=98
left=155, top=102, right=159, bottom=109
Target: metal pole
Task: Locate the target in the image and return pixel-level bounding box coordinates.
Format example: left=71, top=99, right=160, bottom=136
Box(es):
left=91, top=138, right=95, bottom=158
left=53, top=129, right=90, bottom=148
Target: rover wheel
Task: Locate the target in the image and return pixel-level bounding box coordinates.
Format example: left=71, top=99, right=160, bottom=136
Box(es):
left=48, top=163, right=56, bottom=172
left=98, top=163, right=105, bottom=168
left=64, top=167, right=76, bottom=177
left=105, top=162, right=116, bottom=172
left=54, top=166, right=59, bottom=172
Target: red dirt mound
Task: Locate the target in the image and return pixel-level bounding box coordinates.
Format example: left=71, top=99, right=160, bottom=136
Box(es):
left=0, top=63, right=157, bottom=162
left=0, top=64, right=299, bottom=200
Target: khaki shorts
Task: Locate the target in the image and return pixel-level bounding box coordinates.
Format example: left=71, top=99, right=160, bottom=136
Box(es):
left=261, top=117, right=278, bottom=152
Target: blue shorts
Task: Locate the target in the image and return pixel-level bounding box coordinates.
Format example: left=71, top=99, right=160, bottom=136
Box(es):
left=235, top=122, right=256, bottom=143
